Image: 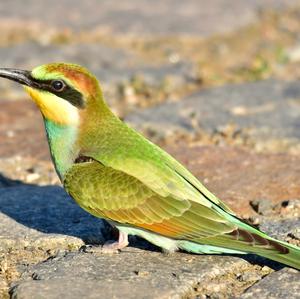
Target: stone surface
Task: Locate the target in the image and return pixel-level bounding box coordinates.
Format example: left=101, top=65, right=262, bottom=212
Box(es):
left=260, top=218, right=300, bottom=245
left=127, top=79, right=300, bottom=148
left=239, top=268, right=300, bottom=299
left=0, top=0, right=298, bottom=36
left=10, top=250, right=251, bottom=299
left=250, top=198, right=274, bottom=216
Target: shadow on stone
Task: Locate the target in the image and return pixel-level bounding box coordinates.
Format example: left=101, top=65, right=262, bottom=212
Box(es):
left=0, top=175, right=107, bottom=244
left=0, top=172, right=23, bottom=188
left=233, top=254, right=284, bottom=271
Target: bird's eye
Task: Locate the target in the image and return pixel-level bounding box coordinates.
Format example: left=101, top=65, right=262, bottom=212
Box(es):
left=51, top=80, right=65, bottom=92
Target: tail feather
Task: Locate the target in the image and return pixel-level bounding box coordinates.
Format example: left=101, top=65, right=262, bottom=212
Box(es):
left=220, top=221, right=300, bottom=270
left=253, top=239, right=300, bottom=270
left=182, top=224, right=300, bottom=270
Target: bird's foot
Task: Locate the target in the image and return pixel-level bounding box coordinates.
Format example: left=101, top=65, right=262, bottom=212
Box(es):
left=102, top=231, right=129, bottom=253
left=81, top=231, right=129, bottom=255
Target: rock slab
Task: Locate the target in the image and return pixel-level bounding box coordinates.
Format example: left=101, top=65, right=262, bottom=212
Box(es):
left=239, top=268, right=300, bottom=299
left=11, top=249, right=248, bottom=299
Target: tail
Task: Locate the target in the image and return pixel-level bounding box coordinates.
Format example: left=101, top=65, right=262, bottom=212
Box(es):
left=244, top=236, right=300, bottom=270
left=179, top=222, right=300, bottom=270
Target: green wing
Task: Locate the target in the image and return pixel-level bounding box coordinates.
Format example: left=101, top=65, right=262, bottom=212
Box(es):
left=64, top=161, right=236, bottom=239
left=80, top=123, right=235, bottom=215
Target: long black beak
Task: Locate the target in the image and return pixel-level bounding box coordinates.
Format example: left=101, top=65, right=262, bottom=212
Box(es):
left=0, top=68, right=36, bottom=87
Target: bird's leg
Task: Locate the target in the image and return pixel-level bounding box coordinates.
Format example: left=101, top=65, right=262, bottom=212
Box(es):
left=81, top=230, right=129, bottom=254
left=102, top=230, right=129, bottom=253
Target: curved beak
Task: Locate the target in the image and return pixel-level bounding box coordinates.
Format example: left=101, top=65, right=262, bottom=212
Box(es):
left=0, top=68, right=37, bottom=87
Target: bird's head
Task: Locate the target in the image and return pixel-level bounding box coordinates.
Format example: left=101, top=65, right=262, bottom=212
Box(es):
left=0, top=63, right=104, bottom=126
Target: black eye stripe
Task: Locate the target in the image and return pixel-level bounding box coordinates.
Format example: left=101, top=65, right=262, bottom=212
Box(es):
left=29, top=76, right=85, bottom=109
left=54, top=87, right=85, bottom=108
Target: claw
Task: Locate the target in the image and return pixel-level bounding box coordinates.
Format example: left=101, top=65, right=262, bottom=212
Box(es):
left=102, top=231, right=129, bottom=253
left=81, top=231, right=129, bottom=254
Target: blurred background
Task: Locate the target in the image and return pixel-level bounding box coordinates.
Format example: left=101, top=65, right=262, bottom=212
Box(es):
left=1, top=0, right=300, bottom=214
left=0, top=0, right=299, bottom=111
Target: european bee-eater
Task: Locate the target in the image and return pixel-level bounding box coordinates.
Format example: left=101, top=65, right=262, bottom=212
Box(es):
left=0, top=63, right=299, bottom=270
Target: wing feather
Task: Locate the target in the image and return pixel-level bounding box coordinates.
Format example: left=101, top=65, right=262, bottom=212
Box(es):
left=64, top=161, right=236, bottom=241
left=83, top=126, right=235, bottom=215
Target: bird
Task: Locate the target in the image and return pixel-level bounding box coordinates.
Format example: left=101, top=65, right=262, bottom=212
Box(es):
left=0, top=63, right=299, bottom=270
